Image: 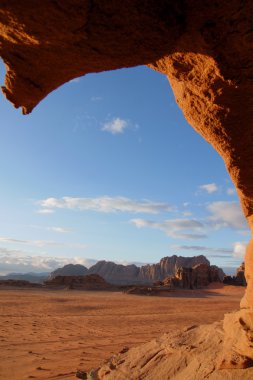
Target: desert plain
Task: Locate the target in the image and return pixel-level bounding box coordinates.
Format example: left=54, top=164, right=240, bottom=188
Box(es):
left=0, top=285, right=245, bottom=380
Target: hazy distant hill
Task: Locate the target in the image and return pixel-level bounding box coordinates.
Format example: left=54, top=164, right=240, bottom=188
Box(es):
left=48, top=255, right=218, bottom=285
left=87, top=260, right=140, bottom=284
left=48, top=264, right=88, bottom=280
left=0, top=272, right=49, bottom=283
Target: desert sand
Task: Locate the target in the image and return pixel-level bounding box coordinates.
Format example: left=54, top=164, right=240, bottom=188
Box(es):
left=0, top=285, right=245, bottom=379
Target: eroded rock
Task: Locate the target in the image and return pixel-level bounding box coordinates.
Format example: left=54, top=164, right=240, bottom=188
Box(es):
left=0, top=0, right=253, bottom=368
left=44, top=274, right=113, bottom=290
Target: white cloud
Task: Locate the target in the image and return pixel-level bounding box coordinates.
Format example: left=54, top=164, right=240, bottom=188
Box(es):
left=37, top=208, right=55, bottom=214
left=48, top=227, right=72, bottom=234
left=171, top=245, right=233, bottom=254
left=199, top=183, right=218, bottom=194
left=227, top=187, right=236, bottom=195
left=37, top=196, right=173, bottom=214
left=0, top=247, right=97, bottom=275
left=207, top=201, right=248, bottom=230
left=130, top=218, right=206, bottom=240
left=102, top=117, right=128, bottom=134
left=233, top=242, right=246, bottom=258
left=91, top=96, right=102, bottom=102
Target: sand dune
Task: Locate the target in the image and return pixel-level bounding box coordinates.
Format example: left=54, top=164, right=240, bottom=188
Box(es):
left=0, top=285, right=245, bottom=379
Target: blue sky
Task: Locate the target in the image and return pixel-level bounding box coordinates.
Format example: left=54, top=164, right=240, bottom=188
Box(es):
left=0, top=59, right=249, bottom=275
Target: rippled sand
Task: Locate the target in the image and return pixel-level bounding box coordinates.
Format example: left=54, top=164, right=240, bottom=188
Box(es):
left=0, top=285, right=244, bottom=379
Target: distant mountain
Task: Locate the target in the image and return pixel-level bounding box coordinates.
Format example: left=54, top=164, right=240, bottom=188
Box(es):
left=0, top=272, right=49, bottom=283
left=88, top=260, right=140, bottom=284
left=48, top=255, right=217, bottom=285
left=48, top=264, right=88, bottom=280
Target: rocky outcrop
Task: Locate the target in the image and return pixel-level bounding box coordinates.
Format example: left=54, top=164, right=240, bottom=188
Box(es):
left=138, top=255, right=210, bottom=282
left=87, top=322, right=253, bottom=379
left=44, top=274, right=112, bottom=290
left=159, top=264, right=224, bottom=289
left=223, top=263, right=246, bottom=286
left=0, top=279, right=42, bottom=288
left=47, top=255, right=213, bottom=285
left=1, top=0, right=253, bottom=367
left=48, top=264, right=88, bottom=280
left=90, top=255, right=210, bottom=284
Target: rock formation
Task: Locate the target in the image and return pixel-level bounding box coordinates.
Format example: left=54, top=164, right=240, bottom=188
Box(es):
left=0, top=272, right=48, bottom=283
left=48, top=255, right=212, bottom=285
left=0, top=0, right=253, bottom=369
left=48, top=263, right=88, bottom=280
left=87, top=260, right=140, bottom=285
left=223, top=262, right=247, bottom=286
left=163, top=263, right=224, bottom=289
left=44, top=274, right=112, bottom=290
left=90, top=322, right=253, bottom=379
left=138, top=255, right=210, bottom=283
left=0, top=279, right=42, bottom=288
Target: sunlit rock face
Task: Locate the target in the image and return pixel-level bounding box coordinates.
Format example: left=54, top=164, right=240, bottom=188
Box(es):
left=0, top=0, right=253, bottom=368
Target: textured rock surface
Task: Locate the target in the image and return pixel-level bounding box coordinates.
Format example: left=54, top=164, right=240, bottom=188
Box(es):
left=93, top=321, right=253, bottom=379
left=0, top=0, right=253, bottom=368
left=93, top=255, right=210, bottom=284
left=166, top=263, right=225, bottom=289
left=138, top=255, right=210, bottom=283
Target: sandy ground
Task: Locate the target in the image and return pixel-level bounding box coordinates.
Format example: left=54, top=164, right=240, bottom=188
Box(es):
left=0, top=285, right=245, bottom=380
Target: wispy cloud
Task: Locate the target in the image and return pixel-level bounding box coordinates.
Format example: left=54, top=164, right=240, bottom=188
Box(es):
left=207, top=201, right=247, bottom=230
left=29, top=225, right=73, bottom=234
left=172, top=244, right=232, bottom=256
left=102, top=117, right=129, bottom=134
left=199, top=183, right=218, bottom=194
left=0, top=236, right=87, bottom=250
left=0, top=237, right=27, bottom=244
left=47, top=227, right=72, bottom=234
left=130, top=218, right=206, bottom=240
left=37, top=196, right=173, bottom=214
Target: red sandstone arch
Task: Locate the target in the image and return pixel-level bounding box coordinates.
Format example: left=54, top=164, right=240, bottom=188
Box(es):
left=0, top=0, right=253, bottom=367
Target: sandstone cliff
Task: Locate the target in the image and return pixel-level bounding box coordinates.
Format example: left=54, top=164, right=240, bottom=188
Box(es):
left=163, top=263, right=225, bottom=289
left=48, top=255, right=215, bottom=285
left=138, top=255, right=210, bottom=283
left=87, top=260, right=140, bottom=285
left=223, top=262, right=246, bottom=286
